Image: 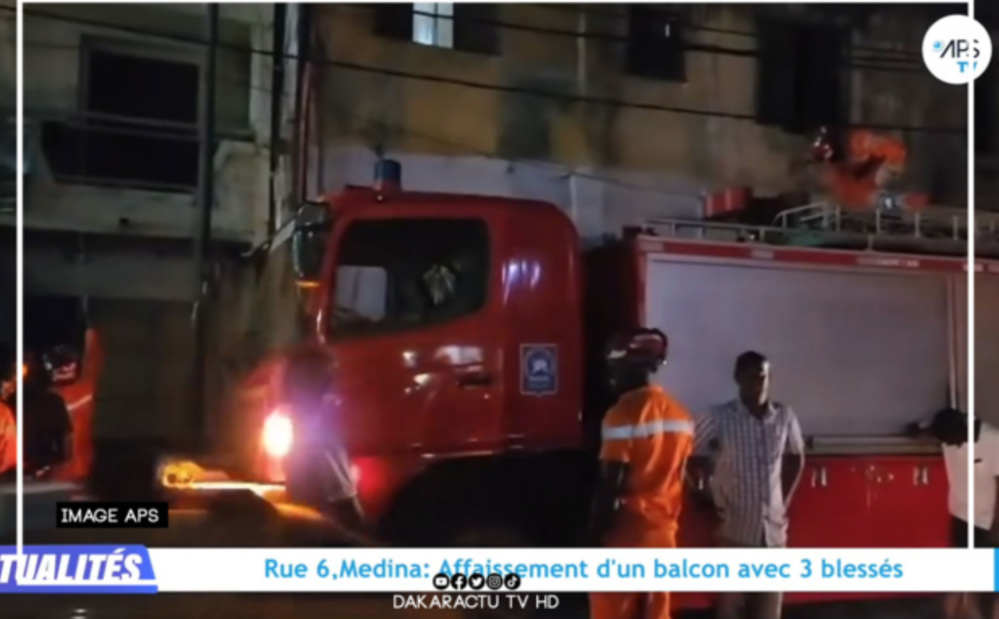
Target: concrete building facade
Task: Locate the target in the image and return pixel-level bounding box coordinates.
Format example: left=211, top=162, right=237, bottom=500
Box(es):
left=18, top=3, right=300, bottom=445
left=309, top=4, right=966, bottom=241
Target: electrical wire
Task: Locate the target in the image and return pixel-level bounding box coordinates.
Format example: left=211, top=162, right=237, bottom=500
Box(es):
left=16, top=22, right=968, bottom=203
left=538, top=2, right=938, bottom=59
left=18, top=7, right=965, bottom=134
left=17, top=37, right=722, bottom=205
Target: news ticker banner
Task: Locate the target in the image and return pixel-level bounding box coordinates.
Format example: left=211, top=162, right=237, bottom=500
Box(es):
left=0, top=547, right=997, bottom=594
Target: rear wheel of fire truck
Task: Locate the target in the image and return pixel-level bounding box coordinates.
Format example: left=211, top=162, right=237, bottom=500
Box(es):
left=445, top=517, right=541, bottom=619
left=384, top=493, right=542, bottom=618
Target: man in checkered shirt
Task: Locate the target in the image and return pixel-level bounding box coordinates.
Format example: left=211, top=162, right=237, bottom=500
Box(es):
left=694, top=351, right=806, bottom=619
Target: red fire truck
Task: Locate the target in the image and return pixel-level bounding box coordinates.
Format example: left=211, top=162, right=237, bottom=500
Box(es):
left=227, top=161, right=993, bottom=609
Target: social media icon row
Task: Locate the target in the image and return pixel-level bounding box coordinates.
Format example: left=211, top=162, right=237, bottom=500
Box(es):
left=432, top=572, right=521, bottom=591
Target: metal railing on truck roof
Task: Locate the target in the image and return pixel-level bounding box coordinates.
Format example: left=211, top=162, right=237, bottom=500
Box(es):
left=643, top=202, right=999, bottom=258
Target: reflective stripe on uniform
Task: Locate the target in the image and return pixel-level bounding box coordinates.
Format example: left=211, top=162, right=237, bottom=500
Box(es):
left=602, top=419, right=694, bottom=441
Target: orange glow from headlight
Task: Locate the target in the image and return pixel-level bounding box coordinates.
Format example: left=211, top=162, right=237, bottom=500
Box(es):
left=262, top=410, right=293, bottom=459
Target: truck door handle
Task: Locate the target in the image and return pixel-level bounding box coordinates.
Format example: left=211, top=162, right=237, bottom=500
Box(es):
left=913, top=466, right=930, bottom=486
left=810, top=466, right=828, bottom=488
left=457, top=373, right=494, bottom=388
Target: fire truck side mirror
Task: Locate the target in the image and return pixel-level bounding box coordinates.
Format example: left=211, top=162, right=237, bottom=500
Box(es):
left=291, top=202, right=331, bottom=287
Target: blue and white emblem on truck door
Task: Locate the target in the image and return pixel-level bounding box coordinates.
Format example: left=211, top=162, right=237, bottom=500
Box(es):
left=521, top=344, right=558, bottom=396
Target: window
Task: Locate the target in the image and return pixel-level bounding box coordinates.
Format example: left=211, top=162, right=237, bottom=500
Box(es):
left=330, top=218, right=489, bottom=337
left=624, top=6, right=685, bottom=82
left=372, top=4, right=499, bottom=55
left=756, top=19, right=846, bottom=133
left=41, top=41, right=200, bottom=191
left=413, top=3, right=453, bottom=48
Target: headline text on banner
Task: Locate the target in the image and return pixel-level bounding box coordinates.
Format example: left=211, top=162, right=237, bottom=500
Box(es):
left=1, top=547, right=997, bottom=594
left=149, top=548, right=992, bottom=593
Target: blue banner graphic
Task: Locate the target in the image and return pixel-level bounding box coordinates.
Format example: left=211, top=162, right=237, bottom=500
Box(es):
left=0, top=545, right=157, bottom=594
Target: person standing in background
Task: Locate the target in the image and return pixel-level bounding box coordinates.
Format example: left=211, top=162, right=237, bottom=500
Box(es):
left=694, top=351, right=805, bottom=619
left=590, top=328, right=694, bottom=619
left=282, top=346, right=368, bottom=541
left=911, top=408, right=999, bottom=619
left=21, top=352, right=73, bottom=478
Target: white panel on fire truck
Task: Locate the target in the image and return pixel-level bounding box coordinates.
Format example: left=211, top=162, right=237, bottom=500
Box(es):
left=974, top=277, right=999, bottom=425
left=644, top=257, right=950, bottom=438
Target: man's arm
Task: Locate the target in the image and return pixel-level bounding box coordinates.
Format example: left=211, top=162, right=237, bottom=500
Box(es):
left=589, top=406, right=637, bottom=546
left=52, top=394, right=74, bottom=465
left=782, top=409, right=806, bottom=507
left=589, top=460, right=629, bottom=546
left=685, top=410, right=718, bottom=505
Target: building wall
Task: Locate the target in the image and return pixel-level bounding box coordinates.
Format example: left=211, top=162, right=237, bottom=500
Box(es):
left=312, top=4, right=966, bottom=240
left=18, top=4, right=301, bottom=446
left=20, top=3, right=284, bottom=248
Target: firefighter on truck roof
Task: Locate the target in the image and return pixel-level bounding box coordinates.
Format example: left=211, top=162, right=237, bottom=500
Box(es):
left=589, top=328, right=694, bottom=619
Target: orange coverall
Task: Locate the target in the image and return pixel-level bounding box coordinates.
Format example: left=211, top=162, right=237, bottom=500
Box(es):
left=590, top=385, right=694, bottom=619
left=825, top=130, right=907, bottom=210
left=52, top=329, right=102, bottom=482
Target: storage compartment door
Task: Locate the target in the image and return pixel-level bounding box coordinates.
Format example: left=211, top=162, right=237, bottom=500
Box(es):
left=644, top=257, right=950, bottom=438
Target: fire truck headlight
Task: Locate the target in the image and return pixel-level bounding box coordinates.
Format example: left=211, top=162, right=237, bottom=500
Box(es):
left=262, top=410, right=293, bottom=459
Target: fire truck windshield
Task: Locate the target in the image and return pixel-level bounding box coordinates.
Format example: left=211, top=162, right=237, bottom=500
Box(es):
left=329, top=218, right=489, bottom=337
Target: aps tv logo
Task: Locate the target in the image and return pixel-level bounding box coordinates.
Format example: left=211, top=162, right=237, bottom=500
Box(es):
left=0, top=545, right=157, bottom=594
left=922, top=14, right=993, bottom=85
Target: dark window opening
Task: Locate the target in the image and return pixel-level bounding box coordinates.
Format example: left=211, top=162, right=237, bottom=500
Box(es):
left=757, top=20, right=846, bottom=133
left=41, top=48, right=200, bottom=191
left=372, top=3, right=499, bottom=55
left=330, top=218, right=489, bottom=338
left=624, top=5, right=685, bottom=82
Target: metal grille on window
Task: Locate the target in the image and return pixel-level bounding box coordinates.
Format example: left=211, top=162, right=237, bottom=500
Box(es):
left=413, top=3, right=454, bottom=48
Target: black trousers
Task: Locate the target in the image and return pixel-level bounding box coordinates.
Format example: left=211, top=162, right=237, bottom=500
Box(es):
left=951, top=516, right=996, bottom=548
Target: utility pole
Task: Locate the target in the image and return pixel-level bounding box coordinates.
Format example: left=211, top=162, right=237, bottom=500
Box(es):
left=191, top=4, right=219, bottom=452
left=268, top=4, right=287, bottom=237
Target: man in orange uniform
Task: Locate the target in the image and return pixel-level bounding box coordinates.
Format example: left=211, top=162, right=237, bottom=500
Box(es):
left=811, top=126, right=908, bottom=211
left=589, top=328, right=694, bottom=619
